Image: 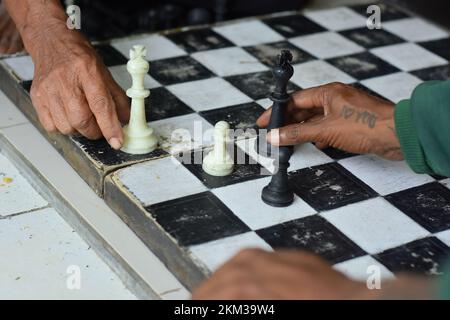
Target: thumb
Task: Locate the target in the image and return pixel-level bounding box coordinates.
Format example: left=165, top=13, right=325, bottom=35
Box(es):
left=267, top=122, right=323, bottom=146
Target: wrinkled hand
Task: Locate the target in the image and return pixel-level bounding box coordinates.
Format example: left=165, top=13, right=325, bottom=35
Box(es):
left=257, top=83, right=403, bottom=160
left=30, top=26, right=129, bottom=149
left=192, top=249, right=368, bottom=300
left=0, top=2, right=24, bottom=54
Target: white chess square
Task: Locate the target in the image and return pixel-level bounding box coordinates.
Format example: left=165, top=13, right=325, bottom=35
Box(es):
left=212, top=177, right=316, bottom=230
left=3, top=55, right=34, bottom=81
left=290, top=31, right=364, bottom=59
left=112, top=35, right=187, bottom=61
left=192, top=47, right=268, bottom=77
left=361, top=72, right=422, bottom=102
left=117, top=157, right=207, bottom=206
left=383, top=18, right=448, bottom=42
left=339, top=154, right=434, bottom=196
left=371, top=43, right=447, bottom=72
left=291, top=60, right=356, bottom=88
left=304, top=7, right=366, bottom=31
left=189, top=232, right=273, bottom=272
left=167, top=77, right=252, bottom=112
left=436, top=230, right=450, bottom=247
left=152, top=113, right=214, bottom=154
left=333, top=255, right=395, bottom=281
left=441, top=179, right=450, bottom=190
left=322, top=197, right=430, bottom=254
left=213, top=20, right=284, bottom=46
left=109, top=65, right=161, bottom=90
left=237, top=138, right=333, bottom=174
left=256, top=98, right=272, bottom=109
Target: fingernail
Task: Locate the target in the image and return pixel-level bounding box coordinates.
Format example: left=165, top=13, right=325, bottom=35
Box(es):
left=267, top=129, right=280, bottom=145
left=109, top=137, right=122, bottom=150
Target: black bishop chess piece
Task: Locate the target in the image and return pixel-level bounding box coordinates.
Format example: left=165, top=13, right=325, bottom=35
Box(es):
left=261, top=50, right=295, bottom=207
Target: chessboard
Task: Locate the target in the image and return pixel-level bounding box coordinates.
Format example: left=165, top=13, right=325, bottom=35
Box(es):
left=2, top=3, right=450, bottom=290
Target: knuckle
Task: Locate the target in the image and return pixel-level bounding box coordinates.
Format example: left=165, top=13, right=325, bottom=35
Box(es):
left=90, top=96, right=111, bottom=114
left=71, top=114, right=93, bottom=130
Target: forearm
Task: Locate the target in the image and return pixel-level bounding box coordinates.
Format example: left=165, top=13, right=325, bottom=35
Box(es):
left=4, top=0, right=68, bottom=55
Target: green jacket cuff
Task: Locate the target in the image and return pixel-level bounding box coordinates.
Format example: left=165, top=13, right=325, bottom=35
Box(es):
left=394, top=99, right=432, bottom=174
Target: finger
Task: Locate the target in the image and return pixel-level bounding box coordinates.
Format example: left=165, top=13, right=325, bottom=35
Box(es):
left=267, top=121, right=324, bottom=146
left=46, top=92, right=75, bottom=135
left=315, top=142, right=329, bottom=149
left=64, top=89, right=102, bottom=140
left=108, top=77, right=130, bottom=124
left=32, top=97, right=57, bottom=133
left=82, top=77, right=124, bottom=149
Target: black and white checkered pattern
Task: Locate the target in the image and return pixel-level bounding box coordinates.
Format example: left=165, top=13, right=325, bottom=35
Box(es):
left=2, top=4, right=450, bottom=282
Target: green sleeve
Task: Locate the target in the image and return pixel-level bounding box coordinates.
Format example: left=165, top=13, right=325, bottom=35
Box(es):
left=395, top=80, right=450, bottom=177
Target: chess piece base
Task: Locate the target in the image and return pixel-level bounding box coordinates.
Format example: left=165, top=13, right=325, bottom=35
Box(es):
left=202, top=153, right=234, bottom=176
left=121, top=125, right=158, bottom=154
left=261, top=184, right=294, bottom=207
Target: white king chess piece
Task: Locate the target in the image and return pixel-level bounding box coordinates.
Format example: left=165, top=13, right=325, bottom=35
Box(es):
left=121, top=45, right=158, bottom=154
left=202, top=121, right=234, bottom=176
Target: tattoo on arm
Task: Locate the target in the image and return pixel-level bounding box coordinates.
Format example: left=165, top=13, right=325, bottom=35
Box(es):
left=341, top=105, right=377, bottom=129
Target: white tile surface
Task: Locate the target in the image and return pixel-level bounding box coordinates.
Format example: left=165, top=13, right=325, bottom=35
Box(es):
left=167, top=77, right=252, bottom=112
left=0, top=92, right=28, bottom=128
left=3, top=55, right=34, bottom=81
left=441, top=179, right=450, bottom=189
left=371, top=43, right=447, bottom=72
left=292, top=60, right=356, bottom=88
left=304, top=7, right=366, bottom=31
left=436, top=230, right=450, bottom=247
left=192, top=47, right=268, bottom=77
left=383, top=18, right=448, bottom=42
left=112, top=35, right=187, bottom=61
left=189, top=232, right=273, bottom=272
left=290, top=31, right=364, bottom=59
left=212, top=177, right=316, bottom=230
left=361, top=72, right=422, bottom=102
left=322, top=198, right=430, bottom=254
left=213, top=20, right=284, bottom=46
left=0, top=208, right=135, bottom=300
left=117, top=157, right=207, bottom=206
left=339, top=154, right=434, bottom=195
left=109, top=65, right=161, bottom=90
left=334, top=255, right=395, bottom=281
left=256, top=98, right=272, bottom=109
left=0, top=153, right=48, bottom=217
left=152, top=112, right=214, bottom=154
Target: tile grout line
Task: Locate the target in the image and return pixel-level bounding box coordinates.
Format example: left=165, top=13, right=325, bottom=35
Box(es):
left=0, top=204, right=52, bottom=220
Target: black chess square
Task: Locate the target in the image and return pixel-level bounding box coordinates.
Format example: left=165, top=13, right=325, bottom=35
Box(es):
left=72, top=135, right=167, bottom=167
left=350, top=3, right=409, bottom=21
left=257, top=215, right=366, bottom=264
left=244, top=41, right=315, bottom=68
left=179, top=145, right=264, bottom=189
left=412, top=65, right=450, bottom=81
left=350, top=82, right=390, bottom=101
left=263, top=14, right=326, bottom=38
left=289, top=162, right=377, bottom=211
left=340, top=28, right=404, bottom=49
left=385, top=183, right=450, bottom=233
left=148, top=55, right=214, bottom=86
left=146, top=191, right=250, bottom=246
left=166, top=28, right=233, bottom=53
left=146, top=87, right=194, bottom=121
left=93, top=44, right=128, bottom=67
left=22, top=80, right=32, bottom=93
left=199, top=102, right=266, bottom=132
left=419, top=38, right=450, bottom=61
left=320, top=147, right=357, bottom=161
left=327, top=52, right=399, bottom=80
left=374, top=237, right=450, bottom=275
left=225, top=71, right=300, bottom=100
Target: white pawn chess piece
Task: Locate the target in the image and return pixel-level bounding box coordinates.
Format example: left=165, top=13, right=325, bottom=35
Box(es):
left=121, top=45, right=158, bottom=154
left=202, top=121, right=234, bottom=176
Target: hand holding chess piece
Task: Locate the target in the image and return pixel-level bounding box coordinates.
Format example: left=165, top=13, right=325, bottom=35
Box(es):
left=121, top=45, right=158, bottom=154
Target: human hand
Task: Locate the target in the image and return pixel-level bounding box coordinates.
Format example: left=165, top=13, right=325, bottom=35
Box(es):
left=192, top=249, right=368, bottom=300
left=29, top=25, right=129, bottom=149
left=257, top=83, right=403, bottom=160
